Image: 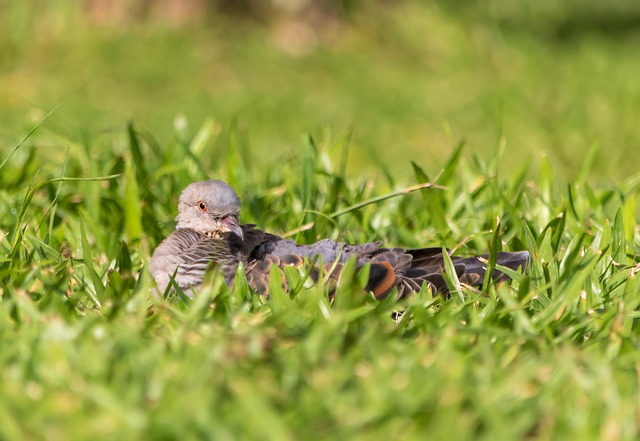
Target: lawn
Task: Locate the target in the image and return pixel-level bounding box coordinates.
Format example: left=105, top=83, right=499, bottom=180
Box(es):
left=1, top=1, right=640, bottom=440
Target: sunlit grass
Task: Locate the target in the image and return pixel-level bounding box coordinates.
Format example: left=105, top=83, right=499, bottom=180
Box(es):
left=3, top=1, right=640, bottom=179
left=2, top=2, right=640, bottom=438
left=1, top=112, right=640, bottom=439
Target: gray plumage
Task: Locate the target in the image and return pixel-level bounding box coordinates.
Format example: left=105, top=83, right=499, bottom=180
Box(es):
left=150, top=180, right=530, bottom=298
left=150, top=180, right=243, bottom=296
left=150, top=228, right=238, bottom=295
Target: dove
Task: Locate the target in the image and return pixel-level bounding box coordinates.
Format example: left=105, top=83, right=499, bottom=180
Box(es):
left=150, top=180, right=529, bottom=298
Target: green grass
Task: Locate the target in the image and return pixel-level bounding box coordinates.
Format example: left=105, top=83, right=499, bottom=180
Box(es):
left=1, top=113, right=640, bottom=440
left=3, top=1, right=640, bottom=179
left=3, top=1, right=640, bottom=439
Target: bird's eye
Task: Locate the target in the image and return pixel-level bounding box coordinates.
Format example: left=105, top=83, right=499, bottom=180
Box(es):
left=197, top=201, right=207, bottom=212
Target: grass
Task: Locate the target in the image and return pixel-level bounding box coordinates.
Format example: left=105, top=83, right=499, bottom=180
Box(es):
left=1, top=112, right=640, bottom=440
left=3, top=1, right=640, bottom=179
left=3, top=1, right=640, bottom=439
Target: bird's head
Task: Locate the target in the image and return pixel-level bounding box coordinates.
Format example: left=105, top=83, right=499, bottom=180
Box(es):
left=175, top=180, right=244, bottom=240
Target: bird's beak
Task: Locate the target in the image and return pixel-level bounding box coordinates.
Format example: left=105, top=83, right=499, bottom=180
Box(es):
left=222, top=216, right=244, bottom=240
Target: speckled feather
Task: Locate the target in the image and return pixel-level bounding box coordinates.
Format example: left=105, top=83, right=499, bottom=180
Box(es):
left=150, top=228, right=238, bottom=295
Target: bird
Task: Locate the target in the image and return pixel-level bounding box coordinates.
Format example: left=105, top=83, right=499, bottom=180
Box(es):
left=150, top=180, right=529, bottom=299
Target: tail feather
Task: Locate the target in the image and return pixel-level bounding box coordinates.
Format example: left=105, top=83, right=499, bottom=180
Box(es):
left=452, top=251, right=530, bottom=287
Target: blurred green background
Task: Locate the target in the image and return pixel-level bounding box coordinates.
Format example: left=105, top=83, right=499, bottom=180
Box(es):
left=3, top=4, right=640, bottom=440
left=2, top=0, right=640, bottom=181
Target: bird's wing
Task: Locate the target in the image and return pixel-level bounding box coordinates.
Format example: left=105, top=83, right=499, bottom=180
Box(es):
left=228, top=226, right=529, bottom=298
left=404, top=248, right=530, bottom=291
left=228, top=227, right=405, bottom=298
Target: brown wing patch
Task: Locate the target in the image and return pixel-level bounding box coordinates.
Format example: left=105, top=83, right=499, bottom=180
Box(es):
left=280, top=254, right=304, bottom=267
left=460, top=273, right=481, bottom=285
left=365, top=261, right=398, bottom=300
left=323, top=262, right=340, bottom=277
